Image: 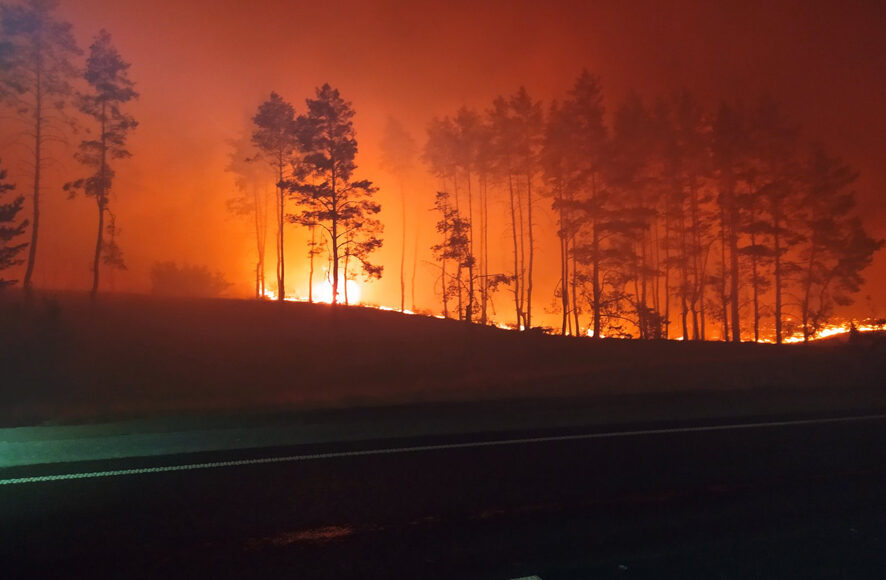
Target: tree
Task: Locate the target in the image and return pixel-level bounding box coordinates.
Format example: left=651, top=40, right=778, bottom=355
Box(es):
left=288, top=84, right=383, bottom=304
left=659, top=92, right=715, bottom=341
left=379, top=116, right=417, bottom=312
left=0, top=158, right=27, bottom=288
left=541, top=100, right=572, bottom=334
left=0, top=0, right=80, bottom=291
left=747, top=96, right=801, bottom=344
left=712, top=103, right=748, bottom=342
left=507, top=88, right=544, bottom=329
left=226, top=130, right=272, bottom=298
left=488, top=96, right=526, bottom=328
left=63, top=30, right=137, bottom=298
left=431, top=191, right=474, bottom=314
left=561, top=70, right=609, bottom=338
left=252, top=92, right=296, bottom=301
left=796, top=147, right=883, bottom=340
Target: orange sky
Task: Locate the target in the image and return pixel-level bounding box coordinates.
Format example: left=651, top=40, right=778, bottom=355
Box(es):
left=3, top=0, right=885, bottom=323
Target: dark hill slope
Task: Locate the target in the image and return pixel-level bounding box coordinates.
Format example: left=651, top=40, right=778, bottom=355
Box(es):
left=1, top=292, right=884, bottom=426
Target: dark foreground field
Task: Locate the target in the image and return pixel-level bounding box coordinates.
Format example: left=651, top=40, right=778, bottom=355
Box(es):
left=1, top=291, right=885, bottom=427
left=4, top=292, right=886, bottom=578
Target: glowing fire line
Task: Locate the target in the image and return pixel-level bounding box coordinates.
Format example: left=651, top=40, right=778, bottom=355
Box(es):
left=259, top=282, right=884, bottom=343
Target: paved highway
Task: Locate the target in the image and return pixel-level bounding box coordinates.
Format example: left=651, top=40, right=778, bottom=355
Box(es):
left=3, top=412, right=886, bottom=578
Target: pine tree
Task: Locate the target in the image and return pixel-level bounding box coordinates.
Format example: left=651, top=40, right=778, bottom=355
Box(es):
left=0, top=0, right=80, bottom=290
left=431, top=191, right=473, bottom=315
left=252, top=92, right=296, bottom=301
left=423, top=115, right=460, bottom=317
left=562, top=70, right=609, bottom=338
left=64, top=30, right=137, bottom=298
left=0, top=158, right=27, bottom=288
left=797, top=147, right=884, bottom=340
left=226, top=130, right=271, bottom=299
left=508, top=88, right=544, bottom=329
left=379, top=116, right=417, bottom=313
left=288, top=84, right=383, bottom=304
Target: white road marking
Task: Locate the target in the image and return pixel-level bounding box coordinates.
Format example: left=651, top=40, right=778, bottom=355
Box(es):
left=2, top=413, right=884, bottom=486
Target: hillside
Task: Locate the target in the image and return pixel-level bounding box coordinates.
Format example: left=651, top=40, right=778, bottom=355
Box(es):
left=1, top=292, right=885, bottom=427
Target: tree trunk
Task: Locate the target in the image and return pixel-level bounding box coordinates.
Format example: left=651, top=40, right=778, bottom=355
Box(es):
left=507, top=173, right=522, bottom=328
left=308, top=225, right=315, bottom=303
left=23, top=64, right=43, bottom=292
left=663, top=201, right=671, bottom=339
left=343, top=250, right=350, bottom=306
left=411, top=226, right=418, bottom=312
left=277, top=158, right=285, bottom=301
left=480, top=176, right=489, bottom=325
left=466, top=170, right=474, bottom=323
left=591, top=176, right=601, bottom=339
left=719, top=204, right=730, bottom=341
left=91, top=101, right=108, bottom=299
left=517, top=182, right=526, bottom=328
left=728, top=198, right=741, bottom=342
left=773, top=196, right=783, bottom=344
left=330, top=167, right=339, bottom=305
left=592, top=223, right=601, bottom=339
left=525, top=171, right=534, bottom=329
left=559, top=189, right=568, bottom=335
left=400, top=179, right=406, bottom=312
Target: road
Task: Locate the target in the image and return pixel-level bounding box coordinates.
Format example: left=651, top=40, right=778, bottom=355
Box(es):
left=3, top=412, right=886, bottom=578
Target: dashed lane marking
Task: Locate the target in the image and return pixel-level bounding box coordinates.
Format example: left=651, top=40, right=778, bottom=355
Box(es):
left=2, top=413, right=885, bottom=486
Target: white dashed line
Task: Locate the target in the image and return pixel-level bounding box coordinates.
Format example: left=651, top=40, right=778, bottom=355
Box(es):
left=2, top=413, right=884, bottom=486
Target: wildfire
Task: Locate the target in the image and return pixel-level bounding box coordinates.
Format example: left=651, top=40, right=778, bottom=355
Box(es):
left=257, top=285, right=884, bottom=344
left=782, top=320, right=886, bottom=343
left=261, top=279, right=361, bottom=304
left=313, top=279, right=361, bottom=305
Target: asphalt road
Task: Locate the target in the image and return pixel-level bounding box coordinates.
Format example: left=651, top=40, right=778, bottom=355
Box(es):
left=3, top=412, right=886, bottom=579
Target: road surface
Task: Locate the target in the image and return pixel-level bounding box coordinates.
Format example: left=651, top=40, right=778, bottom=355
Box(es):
left=2, top=411, right=886, bottom=578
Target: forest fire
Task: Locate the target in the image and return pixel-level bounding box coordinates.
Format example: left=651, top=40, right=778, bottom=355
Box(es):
left=0, top=0, right=883, bottom=345
left=781, top=320, right=886, bottom=344
left=2, top=4, right=886, bottom=577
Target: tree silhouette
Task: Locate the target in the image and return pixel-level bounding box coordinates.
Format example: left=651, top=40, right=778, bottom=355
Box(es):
left=252, top=92, right=296, bottom=301
left=226, top=130, right=271, bottom=299
left=0, top=0, right=80, bottom=291
left=423, top=114, right=471, bottom=318
left=0, top=158, right=27, bottom=288
left=288, top=84, right=383, bottom=304
left=422, top=76, right=884, bottom=340
left=379, top=116, right=417, bottom=312
left=796, top=147, right=884, bottom=340
left=431, top=191, right=473, bottom=315
left=63, top=29, right=137, bottom=299
left=488, top=96, right=526, bottom=328
left=562, top=71, right=609, bottom=338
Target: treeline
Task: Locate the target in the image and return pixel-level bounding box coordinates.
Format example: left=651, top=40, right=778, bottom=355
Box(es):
left=236, top=85, right=383, bottom=304
left=426, top=71, right=883, bottom=342
left=0, top=0, right=137, bottom=297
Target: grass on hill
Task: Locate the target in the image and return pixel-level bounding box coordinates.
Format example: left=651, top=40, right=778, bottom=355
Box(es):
left=1, top=291, right=884, bottom=427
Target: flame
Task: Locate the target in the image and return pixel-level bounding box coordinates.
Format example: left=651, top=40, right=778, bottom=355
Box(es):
left=782, top=320, right=886, bottom=343
left=258, top=286, right=884, bottom=343
left=313, top=279, right=361, bottom=305
left=261, top=279, right=361, bottom=304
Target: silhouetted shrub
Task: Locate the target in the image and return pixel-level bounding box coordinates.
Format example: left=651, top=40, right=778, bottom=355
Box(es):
left=150, top=262, right=231, bottom=298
